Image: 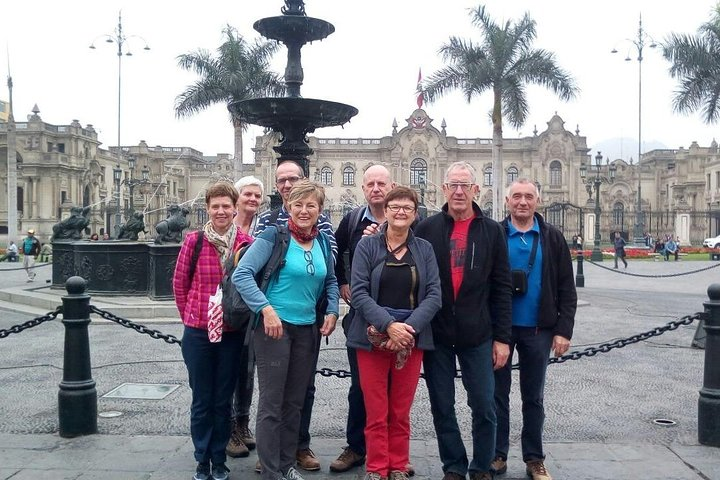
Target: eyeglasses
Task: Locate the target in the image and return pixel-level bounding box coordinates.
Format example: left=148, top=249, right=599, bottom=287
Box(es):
left=276, top=175, right=302, bottom=186
left=445, top=182, right=474, bottom=191
left=304, top=250, right=315, bottom=276
left=387, top=205, right=416, bottom=214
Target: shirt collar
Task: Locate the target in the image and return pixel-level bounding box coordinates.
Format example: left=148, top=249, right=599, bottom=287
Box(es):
left=362, top=206, right=379, bottom=223
left=508, top=217, right=539, bottom=236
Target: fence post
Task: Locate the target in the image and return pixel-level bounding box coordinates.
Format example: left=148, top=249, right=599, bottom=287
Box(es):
left=58, top=276, right=97, bottom=437
left=699, top=283, right=720, bottom=446
left=575, top=249, right=585, bottom=288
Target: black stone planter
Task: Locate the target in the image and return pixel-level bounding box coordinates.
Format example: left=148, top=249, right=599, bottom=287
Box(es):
left=71, top=241, right=150, bottom=296
left=148, top=244, right=181, bottom=300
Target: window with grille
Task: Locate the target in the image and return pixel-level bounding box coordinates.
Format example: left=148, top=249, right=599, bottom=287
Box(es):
left=613, top=202, right=624, bottom=226
left=342, top=166, right=355, bottom=186
left=410, top=158, right=427, bottom=186
left=507, top=166, right=518, bottom=185
left=320, top=166, right=332, bottom=185
left=549, top=161, right=562, bottom=186
left=483, top=166, right=493, bottom=186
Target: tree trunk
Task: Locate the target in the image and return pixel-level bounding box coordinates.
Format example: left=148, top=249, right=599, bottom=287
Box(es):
left=492, top=89, right=503, bottom=221
left=233, top=119, right=244, bottom=180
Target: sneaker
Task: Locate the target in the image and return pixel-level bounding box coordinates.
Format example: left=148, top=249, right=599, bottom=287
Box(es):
left=193, top=462, right=211, bottom=480
left=526, top=460, right=552, bottom=480
left=407, top=462, right=415, bottom=477
left=442, top=473, right=466, bottom=480
left=390, top=471, right=410, bottom=480
left=237, top=415, right=256, bottom=449
left=468, top=473, right=493, bottom=480
left=284, top=466, right=306, bottom=480
left=295, top=448, right=321, bottom=471
left=225, top=431, right=249, bottom=457
left=490, top=456, right=507, bottom=475
left=364, top=473, right=386, bottom=480
left=211, top=462, right=230, bottom=480
left=255, top=459, right=261, bottom=473
left=329, top=446, right=365, bottom=472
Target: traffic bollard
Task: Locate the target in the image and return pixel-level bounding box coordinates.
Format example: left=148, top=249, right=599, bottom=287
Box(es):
left=575, top=249, right=585, bottom=288
left=699, top=283, right=720, bottom=446
left=58, top=276, right=97, bottom=437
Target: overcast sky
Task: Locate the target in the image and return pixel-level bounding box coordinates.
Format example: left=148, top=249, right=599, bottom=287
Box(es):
left=3, top=0, right=719, bottom=164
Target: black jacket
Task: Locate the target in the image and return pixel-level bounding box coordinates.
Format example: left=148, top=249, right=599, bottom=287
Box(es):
left=415, top=203, right=512, bottom=348
left=500, top=213, right=577, bottom=340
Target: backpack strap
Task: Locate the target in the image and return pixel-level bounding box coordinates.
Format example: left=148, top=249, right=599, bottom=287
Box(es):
left=268, top=208, right=282, bottom=227
left=347, top=205, right=366, bottom=239
left=187, top=231, right=204, bottom=282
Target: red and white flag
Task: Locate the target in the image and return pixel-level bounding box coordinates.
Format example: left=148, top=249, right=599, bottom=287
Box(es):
left=416, top=68, right=424, bottom=109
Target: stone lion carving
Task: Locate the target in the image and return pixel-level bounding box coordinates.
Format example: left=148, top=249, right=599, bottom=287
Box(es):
left=117, top=212, right=146, bottom=241
left=52, top=206, right=91, bottom=241
left=155, top=204, right=191, bottom=245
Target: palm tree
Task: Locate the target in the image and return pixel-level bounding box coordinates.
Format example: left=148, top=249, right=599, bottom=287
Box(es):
left=175, top=25, right=284, bottom=178
left=663, top=5, right=720, bottom=124
left=423, top=5, right=578, bottom=220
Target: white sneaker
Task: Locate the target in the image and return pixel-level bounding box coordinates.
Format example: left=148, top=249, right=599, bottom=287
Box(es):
left=284, top=466, right=306, bottom=480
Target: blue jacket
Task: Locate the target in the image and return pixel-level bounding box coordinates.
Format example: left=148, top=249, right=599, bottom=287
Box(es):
left=347, top=231, right=441, bottom=351
left=232, top=226, right=340, bottom=321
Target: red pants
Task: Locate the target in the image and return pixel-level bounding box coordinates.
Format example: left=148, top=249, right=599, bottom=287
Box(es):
left=357, top=347, right=423, bottom=476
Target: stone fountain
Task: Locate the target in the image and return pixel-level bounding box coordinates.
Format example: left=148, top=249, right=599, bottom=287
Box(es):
left=228, top=0, right=358, bottom=177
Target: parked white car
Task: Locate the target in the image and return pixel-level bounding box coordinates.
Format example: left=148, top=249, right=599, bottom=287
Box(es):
left=703, top=234, right=720, bottom=248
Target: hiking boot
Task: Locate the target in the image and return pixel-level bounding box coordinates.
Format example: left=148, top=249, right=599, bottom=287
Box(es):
left=526, top=460, right=552, bottom=480
left=407, top=462, right=415, bottom=476
left=329, top=446, right=365, bottom=472
left=236, top=415, right=256, bottom=449
left=211, top=463, right=230, bottom=480
left=469, top=473, right=493, bottom=480
left=284, top=466, right=306, bottom=480
left=490, top=456, right=507, bottom=474
left=255, top=459, right=261, bottom=473
left=364, top=473, right=386, bottom=480
left=193, top=462, right=211, bottom=480
left=296, top=448, right=321, bottom=471
left=225, top=430, right=249, bottom=457
left=442, top=473, right=466, bottom=480
left=389, top=471, right=410, bottom=480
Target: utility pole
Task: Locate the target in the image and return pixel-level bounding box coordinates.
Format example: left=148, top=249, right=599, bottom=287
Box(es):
left=6, top=62, right=18, bottom=245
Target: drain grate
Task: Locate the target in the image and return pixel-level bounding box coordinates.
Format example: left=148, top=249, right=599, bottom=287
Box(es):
left=102, top=383, right=180, bottom=400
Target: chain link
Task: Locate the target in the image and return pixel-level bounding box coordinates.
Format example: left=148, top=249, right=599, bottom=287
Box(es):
left=587, top=259, right=720, bottom=278
left=0, top=307, right=63, bottom=339
left=89, top=305, right=182, bottom=346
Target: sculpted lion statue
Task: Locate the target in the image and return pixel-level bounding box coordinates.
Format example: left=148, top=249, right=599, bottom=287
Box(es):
left=52, top=206, right=91, bottom=241
left=154, top=204, right=191, bottom=245
left=117, top=212, right=146, bottom=241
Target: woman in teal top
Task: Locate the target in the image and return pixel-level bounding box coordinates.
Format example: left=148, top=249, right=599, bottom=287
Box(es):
left=233, top=180, right=339, bottom=480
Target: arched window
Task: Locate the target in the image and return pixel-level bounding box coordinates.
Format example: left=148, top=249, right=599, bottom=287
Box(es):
left=549, top=160, right=562, bottom=186
left=483, top=166, right=493, bottom=186
left=342, top=166, right=355, bottom=186
left=507, top=166, right=518, bottom=185
left=320, top=166, right=332, bottom=186
left=410, top=158, right=427, bottom=186
left=613, top=202, right=624, bottom=226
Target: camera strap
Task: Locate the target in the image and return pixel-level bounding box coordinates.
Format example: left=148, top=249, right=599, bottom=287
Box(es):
left=525, top=233, right=540, bottom=275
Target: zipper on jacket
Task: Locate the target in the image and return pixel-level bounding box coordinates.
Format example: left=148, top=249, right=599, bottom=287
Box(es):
left=471, top=242, right=476, bottom=269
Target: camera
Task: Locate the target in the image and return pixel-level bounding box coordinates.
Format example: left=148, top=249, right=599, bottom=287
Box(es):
left=511, top=269, right=528, bottom=296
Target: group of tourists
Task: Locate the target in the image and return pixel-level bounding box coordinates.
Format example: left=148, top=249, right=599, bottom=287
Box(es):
left=173, top=159, right=577, bottom=480
left=654, top=234, right=681, bottom=261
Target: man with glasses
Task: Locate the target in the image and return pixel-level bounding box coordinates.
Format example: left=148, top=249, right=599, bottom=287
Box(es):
left=253, top=160, right=337, bottom=473
left=414, top=161, right=513, bottom=480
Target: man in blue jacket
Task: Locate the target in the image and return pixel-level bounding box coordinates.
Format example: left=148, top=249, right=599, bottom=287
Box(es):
left=493, top=179, right=577, bottom=480
left=415, top=161, right=513, bottom=480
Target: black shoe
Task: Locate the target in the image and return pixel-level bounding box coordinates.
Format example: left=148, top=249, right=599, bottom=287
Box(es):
left=193, top=463, right=211, bottom=480
left=212, top=462, right=230, bottom=480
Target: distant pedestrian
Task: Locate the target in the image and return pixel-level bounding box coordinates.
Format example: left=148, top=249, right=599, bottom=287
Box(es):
left=665, top=237, right=678, bottom=261
left=21, top=229, right=41, bottom=282
left=613, top=232, right=628, bottom=269
left=89, top=233, right=99, bottom=241
left=0, top=242, right=19, bottom=262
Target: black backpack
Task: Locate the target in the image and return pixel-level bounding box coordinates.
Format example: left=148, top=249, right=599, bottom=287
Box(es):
left=220, top=225, right=290, bottom=330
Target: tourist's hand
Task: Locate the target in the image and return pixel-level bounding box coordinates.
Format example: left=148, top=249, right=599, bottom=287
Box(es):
left=339, top=284, right=351, bottom=304
left=387, top=322, right=415, bottom=347
left=492, top=341, right=510, bottom=370
left=320, top=314, right=337, bottom=337
left=384, top=338, right=403, bottom=352
left=552, top=335, right=571, bottom=357
left=261, top=306, right=283, bottom=339
left=362, top=223, right=379, bottom=237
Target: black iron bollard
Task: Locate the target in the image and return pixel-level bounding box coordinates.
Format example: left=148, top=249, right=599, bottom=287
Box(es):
left=699, top=283, right=720, bottom=446
left=575, top=249, right=585, bottom=288
left=58, top=276, right=97, bottom=437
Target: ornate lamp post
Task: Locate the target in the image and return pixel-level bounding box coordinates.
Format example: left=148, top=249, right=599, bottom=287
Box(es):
left=124, top=156, right=151, bottom=213
left=580, top=151, right=616, bottom=262
left=112, top=164, right=122, bottom=237
left=612, top=14, right=656, bottom=246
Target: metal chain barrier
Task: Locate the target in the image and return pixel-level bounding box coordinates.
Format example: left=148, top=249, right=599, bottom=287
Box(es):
left=89, top=305, right=182, bottom=346
left=587, top=260, right=720, bottom=278
left=0, top=307, right=62, bottom=339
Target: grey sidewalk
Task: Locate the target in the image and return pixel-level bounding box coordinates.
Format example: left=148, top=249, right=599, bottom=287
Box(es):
left=1, top=434, right=720, bottom=480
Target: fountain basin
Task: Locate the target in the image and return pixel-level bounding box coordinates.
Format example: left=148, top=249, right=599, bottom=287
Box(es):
left=254, top=16, right=334, bottom=44
left=229, top=97, right=358, bottom=130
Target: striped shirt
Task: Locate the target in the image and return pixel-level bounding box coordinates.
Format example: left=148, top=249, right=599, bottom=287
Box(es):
left=254, top=206, right=338, bottom=260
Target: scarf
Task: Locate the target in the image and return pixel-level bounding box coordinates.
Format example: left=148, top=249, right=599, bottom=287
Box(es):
left=366, top=307, right=415, bottom=369
left=288, top=217, right=319, bottom=243
left=203, top=221, right=238, bottom=264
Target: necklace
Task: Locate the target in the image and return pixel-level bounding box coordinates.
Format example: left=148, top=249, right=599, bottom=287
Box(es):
left=385, top=236, right=407, bottom=254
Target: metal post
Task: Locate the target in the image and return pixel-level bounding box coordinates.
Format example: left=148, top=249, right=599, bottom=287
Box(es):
left=58, top=276, right=97, bottom=437
left=699, top=283, right=720, bottom=446
left=575, top=249, right=585, bottom=288
left=591, top=179, right=603, bottom=261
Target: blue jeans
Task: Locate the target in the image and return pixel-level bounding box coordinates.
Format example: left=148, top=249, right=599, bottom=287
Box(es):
left=181, top=326, right=243, bottom=465
left=494, top=327, right=553, bottom=462
left=424, top=339, right=496, bottom=476
left=345, top=346, right=367, bottom=455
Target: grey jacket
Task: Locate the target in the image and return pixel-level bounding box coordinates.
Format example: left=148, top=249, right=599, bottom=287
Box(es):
left=347, top=231, right=441, bottom=351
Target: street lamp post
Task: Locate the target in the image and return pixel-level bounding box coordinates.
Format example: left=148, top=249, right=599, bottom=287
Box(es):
left=612, top=14, right=656, bottom=246
left=581, top=151, right=616, bottom=262
left=112, top=164, right=122, bottom=237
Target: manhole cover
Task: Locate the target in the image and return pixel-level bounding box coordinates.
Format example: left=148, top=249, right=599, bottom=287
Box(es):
left=102, top=383, right=180, bottom=400
left=98, top=411, right=123, bottom=418
left=652, top=418, right=677, bottom=426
